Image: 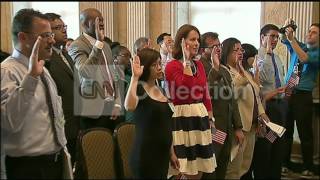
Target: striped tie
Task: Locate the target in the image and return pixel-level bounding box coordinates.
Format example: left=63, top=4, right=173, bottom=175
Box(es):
left=40, top=73, right=62, bottom=147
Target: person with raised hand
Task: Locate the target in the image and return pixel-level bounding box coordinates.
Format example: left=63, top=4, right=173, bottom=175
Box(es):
left=200, top=32, right=244, bottom=180
left=255, top=24, right=287, bottom=179
left=125, top=48, right=174, bottom=178
left=1, top=8, right=66, bottom=179
left=44, top=12, right=80, bottom=167
left=68, top=8, right=122, bottom=131
left=157, top=32, right=174, bottom=70
left=221, top=38, right=266, bottom=180
left=281, top=19, right=319, bottom=178
left=165, top=24, right=216, bottom=179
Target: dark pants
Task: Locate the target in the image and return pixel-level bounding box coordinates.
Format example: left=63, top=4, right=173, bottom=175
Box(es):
left=284, top=90, right=314, bottom=171
left=253, top=99, right=287, bottom=179
left=202, top=135, right=231, bottom=179
left=5, top=150, right=63, bottom=179
left=66, top=138, right=77, bottom=167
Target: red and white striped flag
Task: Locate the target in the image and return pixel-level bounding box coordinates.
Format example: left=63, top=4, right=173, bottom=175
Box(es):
left=287, top=73, right=300, bottom=89
left=265, top=130, right=277, bottom=143
left=212, top=128, right=227, bottom=144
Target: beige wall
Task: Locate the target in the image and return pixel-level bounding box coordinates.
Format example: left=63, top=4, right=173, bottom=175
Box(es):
left=313, top=2, right=319, bottom=23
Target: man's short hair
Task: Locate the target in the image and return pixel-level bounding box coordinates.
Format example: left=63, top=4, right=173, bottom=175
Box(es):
left=133, top=37, right=149, bottom=54
left=12, top=8, right=48, bottom=44
left=200, top=32, right=219, bottom=48
left=156, top=33, right=171, bottom=45
left=260, top=24, right=280, bottom=35
left=44, top=13, right=61, bottom=21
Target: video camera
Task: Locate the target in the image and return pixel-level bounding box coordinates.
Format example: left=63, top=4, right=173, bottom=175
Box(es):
left=279, top=20, right=297, bottom=34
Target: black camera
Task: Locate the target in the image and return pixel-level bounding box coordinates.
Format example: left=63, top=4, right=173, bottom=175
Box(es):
left=279, top=20, right=297, bottom=34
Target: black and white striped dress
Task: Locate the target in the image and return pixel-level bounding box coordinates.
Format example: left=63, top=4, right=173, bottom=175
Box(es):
left=168, top=103, right=217, bottom=176
left=166, top=60, right=217, bottom=176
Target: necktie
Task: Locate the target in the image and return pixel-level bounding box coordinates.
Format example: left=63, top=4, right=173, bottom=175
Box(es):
left=101, top=50, right=114, bottom=98
left=271, top=53, right=281, bottom=88
left=60, top=51, right=73, bottom=72
left=40, top=73, right=61, bottom=147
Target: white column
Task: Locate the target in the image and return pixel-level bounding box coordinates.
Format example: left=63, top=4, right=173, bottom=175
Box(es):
left=126, top=2, right=149, bottom=53
left=288, top=2, right=313, bottom=42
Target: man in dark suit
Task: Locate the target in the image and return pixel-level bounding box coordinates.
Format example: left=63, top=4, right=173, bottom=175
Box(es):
left=44, top=13, right=80, bottom=166
left=68, top=8, right=122, bottom=131
left=200, top=32, right=244, bottom=180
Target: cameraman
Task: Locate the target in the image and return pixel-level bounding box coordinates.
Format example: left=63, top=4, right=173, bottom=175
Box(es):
left=281, top=18, right=319, bottom=178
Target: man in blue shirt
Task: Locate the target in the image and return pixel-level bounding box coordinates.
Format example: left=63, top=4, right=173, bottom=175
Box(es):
left=281, top=19, right=319, bottom=178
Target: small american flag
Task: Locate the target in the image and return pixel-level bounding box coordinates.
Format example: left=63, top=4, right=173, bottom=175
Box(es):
left=177, top=173, right=187, bottom=180
left=287, top=73, right=300, bottom=89
left=212, top=127, right=227, bottom=144
left=265, top=130, right=277, bottom=143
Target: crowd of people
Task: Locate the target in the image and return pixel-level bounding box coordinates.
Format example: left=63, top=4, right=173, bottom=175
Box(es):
left=1, top=7, right=319, bottom=179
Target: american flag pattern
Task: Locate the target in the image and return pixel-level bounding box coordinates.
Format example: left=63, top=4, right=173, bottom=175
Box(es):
left=211, top=127, right=227, bottom=144
left=265, top=130, right=277, bottom=143
left=287, top=73, right=300, bottom=89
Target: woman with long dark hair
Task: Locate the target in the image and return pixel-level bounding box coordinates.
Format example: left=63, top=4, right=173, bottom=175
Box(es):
left=165, top=24, right=216, bottom=179
left=222, top=38, right=268, bottom=179
left=125, top=48, right=173, bottom=178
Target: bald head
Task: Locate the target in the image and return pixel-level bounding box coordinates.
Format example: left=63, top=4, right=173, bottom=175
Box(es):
left=80, top=8, right=104, bottom=38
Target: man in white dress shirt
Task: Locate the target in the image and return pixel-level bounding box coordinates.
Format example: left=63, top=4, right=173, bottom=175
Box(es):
left=1, top=8, right=67, bottom=179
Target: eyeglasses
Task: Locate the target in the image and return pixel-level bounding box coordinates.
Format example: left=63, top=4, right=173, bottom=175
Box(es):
left=266, top=34, right=279, bottom=40
left=233, top=48, right=245, bottom=53
left=211, top=44, right=223, bottom=49
left=52, top=25, right=67, bottom=31
left=25, top=32, right=55, bottom=39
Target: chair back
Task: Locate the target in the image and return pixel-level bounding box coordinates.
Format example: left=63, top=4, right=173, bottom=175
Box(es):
left=114, top=122, right=135, bottom=178
left=79, top=128, right=116, bottom=179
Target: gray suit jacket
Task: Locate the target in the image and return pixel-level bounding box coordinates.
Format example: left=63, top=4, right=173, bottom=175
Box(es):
left=68, top=34, right=121, bottom=118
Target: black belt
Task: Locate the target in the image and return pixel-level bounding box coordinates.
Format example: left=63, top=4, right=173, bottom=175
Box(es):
left=6, top=149, right=63, bottom=163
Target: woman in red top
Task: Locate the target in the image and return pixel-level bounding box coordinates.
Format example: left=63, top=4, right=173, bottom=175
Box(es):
left=166, top=24, right=216, bottom=179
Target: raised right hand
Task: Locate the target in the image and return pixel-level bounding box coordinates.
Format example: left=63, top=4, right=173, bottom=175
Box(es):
left=28, top=36, right=45, bottom=77
left=95, top=17, right=104, bottom=41
left=211, top=46, right=220, bottom=70
left=181, top=38, right=190, bottom=62
left=266, top=35, right=272, bottom=54
left=131, top=55, right=144, bottom=79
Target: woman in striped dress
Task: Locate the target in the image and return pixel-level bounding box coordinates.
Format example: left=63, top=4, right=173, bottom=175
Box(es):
left=165, top=24, right=217, bottom=179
